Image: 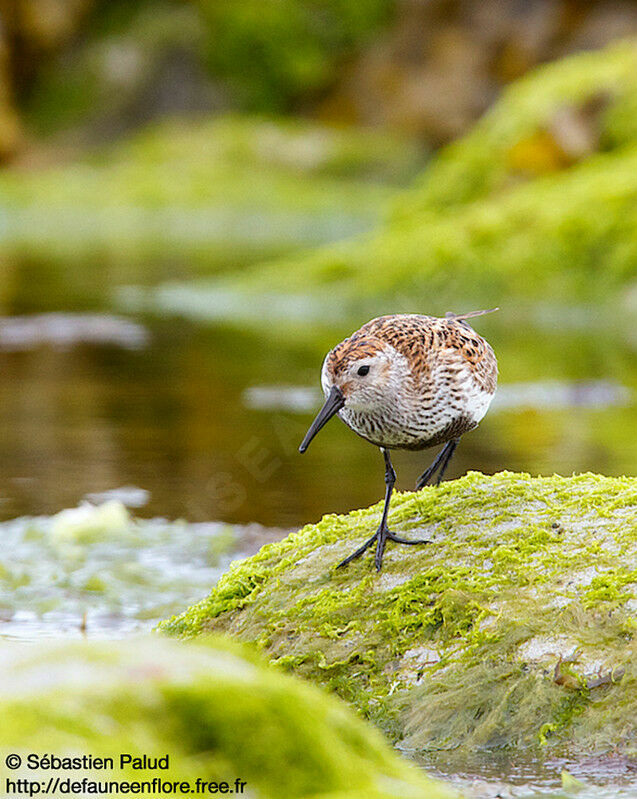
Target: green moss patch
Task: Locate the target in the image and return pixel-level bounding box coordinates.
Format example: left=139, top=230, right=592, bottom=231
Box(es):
left=0, top=115, right=421, bottom=275
left=160, top=472, right=636, bottom=757
left=0, top=637, right=456, bottom=799
left=195, top=41, right=637, bottom=320
left=393, top=39, right=637, bottom=215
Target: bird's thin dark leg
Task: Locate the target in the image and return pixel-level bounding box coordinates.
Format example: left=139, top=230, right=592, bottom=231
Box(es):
left=373, top=448, right=396, bottom=571
left=336, top=448, right=395, bottom=570
left=416, top=438, right=459, bottom=490
left=337, top=448, right=430, bottom=572
left=433, top=438, right=459, bottom=485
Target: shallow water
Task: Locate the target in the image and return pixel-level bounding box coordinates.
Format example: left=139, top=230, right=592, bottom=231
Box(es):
left=0, top=314, right=634, bottom=527
left=0, top=500, right=287, bottom=640
left=413, top=750, right=637, bottom=798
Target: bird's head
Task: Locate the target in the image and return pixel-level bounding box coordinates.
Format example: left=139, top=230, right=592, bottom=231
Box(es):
left=299, top=336, right=404, bottom=453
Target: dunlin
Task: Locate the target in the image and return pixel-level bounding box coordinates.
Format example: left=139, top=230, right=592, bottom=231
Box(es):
left=299, top=310, right=498, bottom=570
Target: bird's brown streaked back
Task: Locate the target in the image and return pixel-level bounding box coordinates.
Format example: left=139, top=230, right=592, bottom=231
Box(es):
left=328, top=312, right=497, bottom=394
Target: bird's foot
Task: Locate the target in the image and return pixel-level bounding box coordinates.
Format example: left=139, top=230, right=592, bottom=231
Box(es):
left=335, top=530, right=378, bottom=569
left=385, top=531, right=431, bottom=546
left=336, top=526, right=431, bottom=571
left=375, top=528, right=431, bottom=570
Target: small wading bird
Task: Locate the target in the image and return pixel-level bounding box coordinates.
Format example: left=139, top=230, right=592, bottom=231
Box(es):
left=299, top=310, right=498, bottom=571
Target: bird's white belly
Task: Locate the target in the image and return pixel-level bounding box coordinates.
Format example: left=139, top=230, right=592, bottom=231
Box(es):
left=463, top=382, right=494, bottom=424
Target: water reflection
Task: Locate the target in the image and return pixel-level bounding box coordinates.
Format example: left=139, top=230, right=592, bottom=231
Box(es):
left=0, top=317, right=634, bottom=526
left=0, top=500, right=288, bottom=640
left=412, top=749, right=637, bottom=798
left=0, top=313, right=148, bottom=350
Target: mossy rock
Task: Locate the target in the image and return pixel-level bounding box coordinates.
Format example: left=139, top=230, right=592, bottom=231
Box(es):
left=223, top=141, right=637, bottom=310
left=393, top=39, right=637, bottom=216
left=160, top=472, right=636, bottom=758
left=0, top=636, right=456, bottom=799
left=200, top=41, right=637, bottom=320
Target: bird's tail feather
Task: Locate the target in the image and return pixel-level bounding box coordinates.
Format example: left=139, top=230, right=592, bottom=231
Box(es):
left=445, top=307, right=499, bottom=321
left=444, top=307, right=498, bottom=329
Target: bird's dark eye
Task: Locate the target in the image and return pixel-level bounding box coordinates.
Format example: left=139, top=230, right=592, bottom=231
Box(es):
left=357, top=365, right=370, bottom=376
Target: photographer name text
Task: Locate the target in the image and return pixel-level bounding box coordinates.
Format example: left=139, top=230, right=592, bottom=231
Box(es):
left=11, top=754, right=170, bottom=771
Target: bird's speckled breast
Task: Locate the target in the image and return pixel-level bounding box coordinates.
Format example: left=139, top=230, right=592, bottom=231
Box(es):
left=339, top=406, right=478, bottom=450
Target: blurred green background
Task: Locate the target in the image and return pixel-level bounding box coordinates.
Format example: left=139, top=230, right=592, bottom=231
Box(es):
left=0, top=0, right=635, bottom=619
left=0, top=4, right=635, bottom=795
left=0, top=0, right=635, bottom=522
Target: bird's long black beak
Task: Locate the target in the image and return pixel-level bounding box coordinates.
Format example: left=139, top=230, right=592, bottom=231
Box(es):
left=299, top=386, right=345, bottom=453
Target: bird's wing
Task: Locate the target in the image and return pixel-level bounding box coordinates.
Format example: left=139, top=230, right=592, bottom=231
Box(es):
left=431, top=318, right=498, bottom=393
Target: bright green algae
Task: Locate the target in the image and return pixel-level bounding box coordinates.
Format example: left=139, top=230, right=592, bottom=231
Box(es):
left=159, top=472, right=637, bottom=756
left=392, top=39, right=637, bottom=216
left=197, top=41, right=637, bottom=320
left=0, top=637, right=456, bottom=799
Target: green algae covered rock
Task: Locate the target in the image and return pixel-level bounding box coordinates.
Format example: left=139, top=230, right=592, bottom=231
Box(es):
left=392, top=39, right=637, bottom=216
left=201, top=40, right=637, bottom=321
left=160, top=472, right=637, bottom=758
left=0, top=637, right=456, bottom=799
